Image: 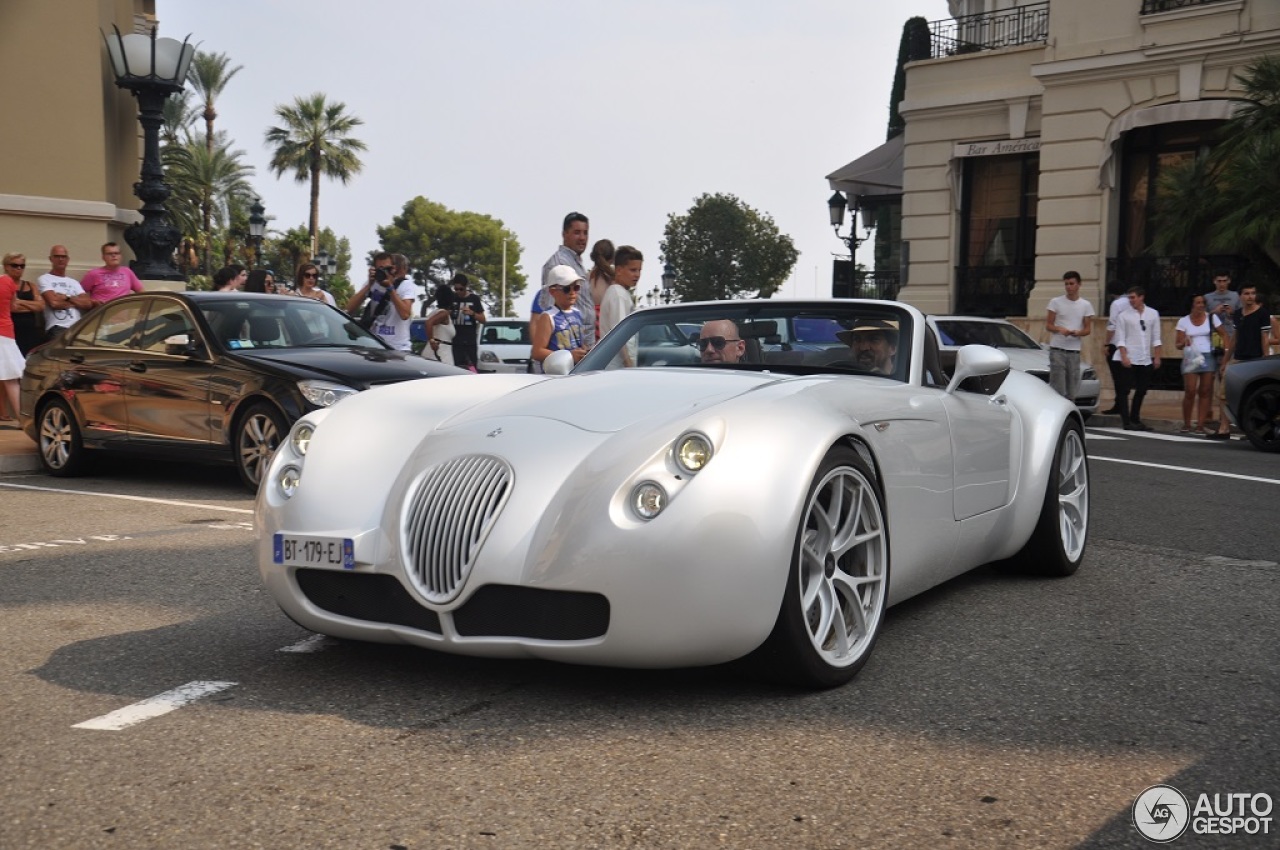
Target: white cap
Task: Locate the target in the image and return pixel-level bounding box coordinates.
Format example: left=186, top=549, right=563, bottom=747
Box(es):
left=545, top=264, right=586, bottom=289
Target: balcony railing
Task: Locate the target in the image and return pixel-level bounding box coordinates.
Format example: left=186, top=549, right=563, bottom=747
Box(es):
left=929, top=2, right=1049, bottom=59
left=954, top=265, right=1036, bottom=317
left=1105, top=255, right=1249, bottom=316
left=1141, top=0, right=1232, bottom=13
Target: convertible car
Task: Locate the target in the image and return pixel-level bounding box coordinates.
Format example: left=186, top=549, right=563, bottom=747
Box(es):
left=1222, top=354, right=1280, bottom=451
left=257, top=299, right=1090, bottom=687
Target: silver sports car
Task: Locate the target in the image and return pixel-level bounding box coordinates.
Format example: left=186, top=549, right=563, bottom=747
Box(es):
left=257, top=299, right=1090, bottom=688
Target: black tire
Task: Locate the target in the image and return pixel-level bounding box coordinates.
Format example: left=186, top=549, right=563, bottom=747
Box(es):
left=36, top=398, right=90, bottom=477
left=235, top=402, right=287, bottom=491
left=1239, top=384, right=1280, bottom=453
left=748, top=446, right=889, bottom=688
left=1000, top=419, right=1089, bottom=576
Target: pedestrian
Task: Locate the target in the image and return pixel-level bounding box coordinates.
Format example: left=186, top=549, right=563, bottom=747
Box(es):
left=420, top=285, right=457, bottom=366
left=1111, top=285, right=1161, bottom=431
left=1202, top=270, right=1240, bottom=340
left=79, top=242, right=143, bottom=306
left=294, top=262, right=335, bottom=306
left=1101, top=281, right=1130, bottom=415
left=444, top=273, right=486, bottom=371
left=0, top=256, right=29, bottom=421
left=3, top=253, right=48, bottom=355
left=38, top=245, right=92, bottom=341
left=535, top=212, right=595, bottom=347
left=245, top=269, right=277, bottom=294
left=1045, top=270, right=1094, bottom=402
left=1174, top=293, right=1222, bottom=434
left=588, top=239, right=615, bottom=340
left=1209, top=284, right=1271, bottom=439
left=211, top=264, right=247, bottom=291
left=598, top=245, right=641, bottom=368
left=346, top=253, right=419, bottom=351
left=531, top=265, right=587, bottom=370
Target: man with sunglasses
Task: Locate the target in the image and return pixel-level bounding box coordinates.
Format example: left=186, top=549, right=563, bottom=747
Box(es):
left=38, top=245, right=92, bottom=339
left=446, top=273, right=486, bottom=372
left=1111, top=285, right=1162, bottom=431
left=698, top=319, right=746, bottom=364
left=531, top=265, right=587, bottom=371
left=81, top=242, right=143, bottom=306
left=535, top=212, right=595, bottom=347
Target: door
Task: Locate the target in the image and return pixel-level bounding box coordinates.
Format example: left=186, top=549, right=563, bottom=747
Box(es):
left=940, top=382, right=1014, bottom=520
left=123, top=299, right=214, bottom=446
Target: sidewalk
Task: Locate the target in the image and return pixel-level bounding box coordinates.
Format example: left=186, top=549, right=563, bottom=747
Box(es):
left=0, top=425, right=39, bottom=474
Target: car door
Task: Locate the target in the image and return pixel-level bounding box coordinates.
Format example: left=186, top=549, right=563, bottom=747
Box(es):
left=939, top=378, right=1014, bottom=520
left=60, top=298, right=148, bottom=443
left=122, top=298, right=215, bottom=447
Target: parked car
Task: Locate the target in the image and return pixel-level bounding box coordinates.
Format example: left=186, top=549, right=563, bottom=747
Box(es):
left=20, top=292, right=466, bottom=490
left=927, top=315, right=1100, bottom=417
left=477, top=319, right=532, bottom=374
left=257, top=299, right=1089, bottom=688
left=1223, top=354, right=1280, bottom=451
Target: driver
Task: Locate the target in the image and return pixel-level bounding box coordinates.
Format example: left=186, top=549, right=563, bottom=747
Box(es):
left=837, top=319, right=898, bottom=375
left=698, top=319, right=747, bottom=364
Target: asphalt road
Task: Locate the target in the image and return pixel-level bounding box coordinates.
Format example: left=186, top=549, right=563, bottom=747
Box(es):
left=1, top=430, right=1276, bottom=849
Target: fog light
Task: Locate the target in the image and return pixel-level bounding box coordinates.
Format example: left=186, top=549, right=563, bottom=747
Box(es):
left=291, top=423, right=314, bottom=456
left=631, top=481, right=667, bottom=519
left=279, top=465, right=301, bottom=498
left=674, top=433, right=712, bottom=474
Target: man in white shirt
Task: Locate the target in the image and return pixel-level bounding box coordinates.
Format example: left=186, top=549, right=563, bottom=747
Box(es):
left=346, top=253, right=419, bottom=351
left=38, top=245, right=93, bottom=339
left=1045, top=270, right=1094, bottom=402
left=1102, top=283, right=1132, bottom=415
left=1111, top=285, right=1162, bottom=431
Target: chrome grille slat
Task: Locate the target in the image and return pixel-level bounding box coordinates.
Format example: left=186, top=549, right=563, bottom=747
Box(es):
left=404, top=454, right=512, bottom=603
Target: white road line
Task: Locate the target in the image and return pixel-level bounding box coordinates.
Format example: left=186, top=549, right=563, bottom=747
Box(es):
left=1085, top=433, right=1126, bottom=441
left=72, top=681, right=238, bottom=731
left=1089, top=427, right=1214, bottom=443
left=1090, top=455, right=1280, bottom=485
left=0, top=481, right=252, bottom=514
left=278, top=634, right=333, bottom=653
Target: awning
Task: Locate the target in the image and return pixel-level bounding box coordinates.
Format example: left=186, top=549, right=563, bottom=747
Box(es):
left=1097, top=99, right=1240, bottom=188
left=826, top=134, right=904, bottom=199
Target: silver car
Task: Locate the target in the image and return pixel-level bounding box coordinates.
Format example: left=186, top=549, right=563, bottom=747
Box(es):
left=927, top=315, right=1100, bottom=417
left=477, top=319, right=531, bottom=374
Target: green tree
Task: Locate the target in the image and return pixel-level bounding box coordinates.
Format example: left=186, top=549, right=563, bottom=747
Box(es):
left=377, top=196, right=525, bottom=315
left=887, top=17, right=932, bottom=141
left=163, top=132, right=255, bottom=276
left=187, top=51, right=243, bottom=154
left=162, top=88, right=199, bottom=146
left=265, top=93, right=367, bottom=255
left=659, top=193, right=798, bottom=301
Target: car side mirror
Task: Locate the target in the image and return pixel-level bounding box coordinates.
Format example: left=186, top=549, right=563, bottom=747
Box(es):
left=164, top=333, right=202, bottom=357
left=945, top=344, right=1010, bottom=395
left=542, top=349, right=574, bottom=375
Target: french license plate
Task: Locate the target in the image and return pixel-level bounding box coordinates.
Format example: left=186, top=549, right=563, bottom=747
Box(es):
left=273, top=534, right=355, bottom=570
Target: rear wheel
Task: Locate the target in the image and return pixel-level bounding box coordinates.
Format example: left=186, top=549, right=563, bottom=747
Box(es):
left=749, top=446, right=889, bottom=688
left=235, top=402, right=287, bottom=491
left=37, top=398, right=90, bottom=477
left=1001, top=420, right=1088, bottom=576
left=1239, top=384, right=1280, bottom=452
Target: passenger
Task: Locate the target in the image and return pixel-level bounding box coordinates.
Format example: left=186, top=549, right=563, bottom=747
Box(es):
left=837, top=319, right=898, bottom=375
left=698, top=319, right=746, bottom=364
left=531, top=265, right=587, bottom=370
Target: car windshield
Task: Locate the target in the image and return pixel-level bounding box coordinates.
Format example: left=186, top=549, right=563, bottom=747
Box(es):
left=934, top=320, right=1039, bottom=350
left=198, top=297, right=387, bottom=351
left=577, top=301, right=913, bottom=383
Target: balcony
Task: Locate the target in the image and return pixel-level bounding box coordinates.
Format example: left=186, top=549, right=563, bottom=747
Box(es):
left=832, top=261, right=901, bottom=301
left=929, top=2, right=1049, bottom=59
left=1141, top=0, right=1233, bottom=13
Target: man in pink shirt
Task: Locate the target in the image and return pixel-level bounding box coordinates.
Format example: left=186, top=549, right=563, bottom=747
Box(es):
left=80, top=242, right=143, bottom=306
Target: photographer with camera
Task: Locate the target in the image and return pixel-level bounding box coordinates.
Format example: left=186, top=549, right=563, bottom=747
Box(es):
left=346, top=252, right=419, bottom=351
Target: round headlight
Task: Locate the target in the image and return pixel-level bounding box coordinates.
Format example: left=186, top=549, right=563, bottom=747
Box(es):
left=631, top=481, right=667, bottom=520
left=291, top=423, right=314, bottom=456
left=674, top=433, right=713, bottom=474
left=278, top=465, right=302, bottom=499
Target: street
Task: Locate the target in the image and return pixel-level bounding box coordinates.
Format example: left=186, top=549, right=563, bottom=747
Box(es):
left=1, top=429, right=1276, bottom=849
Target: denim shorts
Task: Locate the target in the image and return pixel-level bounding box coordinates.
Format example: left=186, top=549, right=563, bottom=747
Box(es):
left=1181, top=349, right=1216, bottom=374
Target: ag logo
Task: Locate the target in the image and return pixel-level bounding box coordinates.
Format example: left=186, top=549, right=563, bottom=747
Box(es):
left=1133, top=784, right=1190, bottom=842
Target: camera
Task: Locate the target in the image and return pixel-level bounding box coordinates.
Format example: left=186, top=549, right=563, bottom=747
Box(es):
left=374, top=266, right=391, bottom=283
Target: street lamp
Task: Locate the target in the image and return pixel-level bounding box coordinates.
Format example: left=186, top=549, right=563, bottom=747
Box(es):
left=313, top=249, right=337, bottom=290
left=828, top=191, right=872, bottom=257
left=102, top=24, right=195, bottom=282
left=247, top=197, right=266, bottom=269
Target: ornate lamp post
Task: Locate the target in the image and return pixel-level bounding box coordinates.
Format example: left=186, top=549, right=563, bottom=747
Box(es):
left=247, top=198, right=267, bottom=269
left=661, top=263, right=676, bottom=303
left=313, top=249, right=337, bottom=290
left=828, top=191, right=871, bottom=261
left=102, top=25, right=195, bottom=282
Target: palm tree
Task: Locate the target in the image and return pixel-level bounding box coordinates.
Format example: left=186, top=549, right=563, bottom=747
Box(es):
left=264, top=93, right=367, bottom=254
left=187, top=51, right=243, bottom=154
left=164, top=132, right=255, bottom=275
left=162, top=88, right=199, bottom=146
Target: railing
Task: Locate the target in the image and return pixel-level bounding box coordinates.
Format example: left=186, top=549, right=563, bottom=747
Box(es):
left=1141, top=0, right=1232, bottom=13
left=1105, top=255, right=1249, bottom=316
left=929, top=2, right=1049, bottom=59
left=832, top=263, right=901, bottom=301
left=954, top=265, right=1036, bottom=317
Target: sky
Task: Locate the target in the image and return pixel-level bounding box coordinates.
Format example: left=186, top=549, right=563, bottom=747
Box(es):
left=161, top=0, right=949, bottom=315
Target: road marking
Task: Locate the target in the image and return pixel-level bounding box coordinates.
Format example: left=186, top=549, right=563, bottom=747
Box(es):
left=0, top=481, right=252, bottom=514
left=278, top=634, right=334, bottom=653
left=72, top=681, right=237, bottom=731
left=1090, top=455, right=1280, bottom=485
left=1085, top=432, right=1126, bottom=441
left=1205, top=555, right=1278, bottom=568
left=1089, top=427, right=1213, bottom=443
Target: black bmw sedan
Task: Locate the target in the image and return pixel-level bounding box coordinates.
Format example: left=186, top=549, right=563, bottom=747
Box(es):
left=19, top=291, right=467, bottom=489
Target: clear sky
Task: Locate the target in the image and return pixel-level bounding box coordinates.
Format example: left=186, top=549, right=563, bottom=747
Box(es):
left=161, top=0, right=948, bottom=314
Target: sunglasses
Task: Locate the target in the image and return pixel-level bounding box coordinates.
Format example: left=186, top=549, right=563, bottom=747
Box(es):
left=697, top=336, right=740, bottom=352
left=553, top=283, right=581, bottom=294
left=301, top=272, right=318, bottom=279
left=1139, top=319, right=1146, bottom=331
left=5, top=263, right=24, bottom=269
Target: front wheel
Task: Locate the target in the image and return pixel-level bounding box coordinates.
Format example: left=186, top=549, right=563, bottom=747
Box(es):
left=1239, top=384, right=1280, bottom=452
left=748, top=446, right=889, bottom=688
left=235, top=402, right=287, bottom=491
left=37, top=398, right=90, bottom=477
left=1000, top=420, right=1089, bottom=576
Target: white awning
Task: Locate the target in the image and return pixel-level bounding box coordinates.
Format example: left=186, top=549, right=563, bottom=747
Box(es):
left=826, top=135, right=904, bottom=199
left=1097, top=99, right=1240, bottom=188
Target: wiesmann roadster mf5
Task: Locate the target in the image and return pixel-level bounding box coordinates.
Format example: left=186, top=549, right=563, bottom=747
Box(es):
left=257, top=299, right=1090, bottom=687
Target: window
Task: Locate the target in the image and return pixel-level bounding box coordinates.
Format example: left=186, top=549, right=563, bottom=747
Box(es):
left=91, top=300, right=146, bottom=349
left=138, top=301, right=198, bottom=353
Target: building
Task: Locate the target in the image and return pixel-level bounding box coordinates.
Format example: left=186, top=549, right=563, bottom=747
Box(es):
left=829, top=0, right=1279, bottom=368
left=1, top=0, right=172, bottom=284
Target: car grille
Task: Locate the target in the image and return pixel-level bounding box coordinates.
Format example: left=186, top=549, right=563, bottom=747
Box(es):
left=296, top=569, right=442, bottom=634
left=404, top=454, right=512, bottom=603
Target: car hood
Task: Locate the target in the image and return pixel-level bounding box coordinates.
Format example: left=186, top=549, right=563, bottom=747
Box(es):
left=439, top=368, right=785, bottom=433
left=232, top=347, right=452, bottom=386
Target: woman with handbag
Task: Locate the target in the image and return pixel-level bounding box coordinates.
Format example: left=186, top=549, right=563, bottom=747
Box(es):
left=1174, top=293, right=1222, bottom=434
